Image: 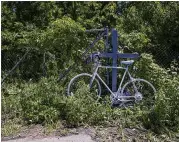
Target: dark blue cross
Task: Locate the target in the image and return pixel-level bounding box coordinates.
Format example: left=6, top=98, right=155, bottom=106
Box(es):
left=97, top=29, right=139, bottom=92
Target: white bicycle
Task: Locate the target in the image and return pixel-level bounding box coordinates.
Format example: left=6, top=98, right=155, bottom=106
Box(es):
left=67, top=54, right=156, bottom=108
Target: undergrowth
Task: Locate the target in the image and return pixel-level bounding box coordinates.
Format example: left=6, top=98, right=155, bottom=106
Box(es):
left=1, top=54, right=179, bottom=140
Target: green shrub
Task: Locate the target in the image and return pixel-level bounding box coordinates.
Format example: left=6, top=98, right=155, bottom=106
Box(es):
left=142, top=80, right=179, bottom=133
left=135, top=53, right=169, bottom=88
left=20, top=77, right=64, bottom=124
left=154, top=79, right=178, bottom=131
left=2, top=56, right=179, bottom=133
left=60, top=86, right=113, bottom=127
left=6, top=77, right=112, bottom=126
left=132, top=53, right=179, bottom=132
left=2, top=83, right=22, bottom=121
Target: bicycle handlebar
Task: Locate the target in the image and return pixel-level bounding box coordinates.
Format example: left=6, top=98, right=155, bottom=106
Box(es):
left=84, top=52, right=101, bottom=64
left=85, top=28, right=106, bottom=33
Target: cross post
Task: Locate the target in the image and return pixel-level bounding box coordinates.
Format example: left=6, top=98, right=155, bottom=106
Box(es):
left=91, top=29, right=140, bottom=92
left=111, top=29, right=118, bottom=92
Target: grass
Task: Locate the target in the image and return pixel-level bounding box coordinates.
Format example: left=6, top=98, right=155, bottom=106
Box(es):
left=43, top=121, right=69, bottom=136
left=1, top=80, right=179, bottom=141
left=1, top=54, right=179, bottom=140
left=2, top=118, right=23, bottom=137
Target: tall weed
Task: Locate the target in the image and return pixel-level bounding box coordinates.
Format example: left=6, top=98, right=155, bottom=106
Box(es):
left=135, top=53, right=179, bottom=132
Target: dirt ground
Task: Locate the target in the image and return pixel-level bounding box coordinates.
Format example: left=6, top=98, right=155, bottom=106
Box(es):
left=2, top=134, right=94, bottom=142
left=2, top=125, right=96, bottom=142
left=2, top=124, right=179, bottom=142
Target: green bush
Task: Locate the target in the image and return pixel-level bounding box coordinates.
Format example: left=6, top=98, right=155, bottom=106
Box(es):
left=20, top=77, right=64, bottom=124
left=2, top=53, right=179, bottom=133
left=4, top=77, right=112, bottom=126
left=148, top=78, right=179, bottom=132
left=133, top=53, right=179, bottom=132
left=135, top=53, right=170, bottom=88
left=61, top=90, right=113, bottom=127
left=2, top=83, right=22, bottom=121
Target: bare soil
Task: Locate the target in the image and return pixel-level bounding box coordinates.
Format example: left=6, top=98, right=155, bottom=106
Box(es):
left=2, top=124, right=179, bottom=142
left=2, top=125, right=96, bottom=142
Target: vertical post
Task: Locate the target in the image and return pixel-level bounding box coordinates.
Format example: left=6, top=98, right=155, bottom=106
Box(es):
left=105, top=28, right=110, bottom=86
left=112, top=29, right=118, bottom=92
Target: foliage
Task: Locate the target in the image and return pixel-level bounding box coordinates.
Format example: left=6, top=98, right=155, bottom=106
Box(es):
left=142, top=78, right=179, bottom=133
left=1, top=1, right=61, bottom=49
left=1, top=118, right=23, bottom=137
left=135, top=53, right=169, bottom=88
left=61, top=93, right=113, bottom=127
left=2, top=77, right=111, bottom=126
left=133, top=53, right=179, bottom=133
left=1, top=1, right=179, bottom=139
left=2, top=83, right=22, bottom=121
left=117, top=2, right=179, bottom=67
left=19, top=77, right=63, bottom=124
left=2, top=68, right=179, bottom=131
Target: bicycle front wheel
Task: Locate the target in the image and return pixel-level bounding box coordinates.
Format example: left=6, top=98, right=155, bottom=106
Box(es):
left=67, top=73, right=102, bottom=101
left=121, top=79, right=156, bottom=109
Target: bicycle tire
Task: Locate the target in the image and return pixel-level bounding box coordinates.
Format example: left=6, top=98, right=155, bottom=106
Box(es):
left=67, top=73, right=102, bottom=101
left=121, top=79, right=156, bottom=109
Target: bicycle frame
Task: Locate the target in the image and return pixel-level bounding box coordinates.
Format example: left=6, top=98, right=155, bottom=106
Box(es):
left=90, top=63, right=137, bottom=100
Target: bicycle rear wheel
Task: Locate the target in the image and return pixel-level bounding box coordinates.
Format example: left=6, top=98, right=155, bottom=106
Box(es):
left=67, top=73, right=101, bottom=101
left=121, top=79, right=156, bottom=110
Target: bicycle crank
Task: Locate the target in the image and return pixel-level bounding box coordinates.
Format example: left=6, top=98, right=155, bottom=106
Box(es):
left=135, top=92, right=143, bottom=102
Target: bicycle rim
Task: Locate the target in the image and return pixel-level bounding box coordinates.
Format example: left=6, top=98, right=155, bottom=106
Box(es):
left=67, top=73, right=101, bottom=101
left=121, top=79, right=156, bottom=110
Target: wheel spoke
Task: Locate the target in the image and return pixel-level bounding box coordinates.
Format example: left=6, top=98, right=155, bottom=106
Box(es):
left=122, top=79, right=156, bottom=110
left=67, top=73, right=101, bottom=101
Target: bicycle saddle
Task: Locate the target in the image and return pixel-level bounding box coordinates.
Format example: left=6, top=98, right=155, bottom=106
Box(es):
left=121, top=60, right=134, bottom=65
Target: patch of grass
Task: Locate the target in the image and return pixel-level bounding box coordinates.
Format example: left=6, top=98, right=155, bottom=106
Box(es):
left=2, top=118, right=23, bottom=137
left=43, top=121, right=66, bottom=135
